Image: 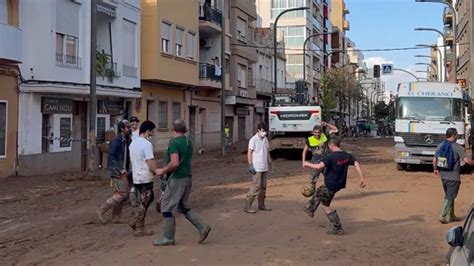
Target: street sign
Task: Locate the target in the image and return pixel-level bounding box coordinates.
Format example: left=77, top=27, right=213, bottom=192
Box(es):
left=381, top=64, right=393, bottom=75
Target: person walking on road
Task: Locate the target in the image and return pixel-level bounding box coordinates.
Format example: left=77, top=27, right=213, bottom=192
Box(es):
left=304, top=137, right=366, bottom=235
left=244, top=122, right=273, bottom=214
left=434, top=128, right=474, bottom=224
left=153, top=119, right=211, bottom=246
left=97, top=120, right=131, bottom=224
left=128, top=121, right=158, bottom=237
left=224, top=124, right=230, bottom=152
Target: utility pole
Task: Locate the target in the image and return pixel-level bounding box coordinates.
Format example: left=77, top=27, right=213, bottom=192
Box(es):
left=88, top=0, right=97, bottom=173
left=220, top=0, right=226, bottom=155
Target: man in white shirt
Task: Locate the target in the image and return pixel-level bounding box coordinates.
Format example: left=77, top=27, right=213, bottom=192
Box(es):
left=244, top=122, right=273, bottom=214
left=129, top=116, right=140, bottom=141
left=128, top=120, right=158, bottom=237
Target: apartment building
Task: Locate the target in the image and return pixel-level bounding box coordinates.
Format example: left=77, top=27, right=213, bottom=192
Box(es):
left=347, top=38, right=367, bottom=119
left=256, top=0, right=325, bottom=100
left=453, top=0, right=471, bottom=86
left=0, top=0, right=22, bottom=178
left=253, top=27, right=286, bottom=129
left=225, top=0, right=258, bottom=141
left=330, top=0, right=349, bottom=67
left=17, top=0, right=142, bottom=175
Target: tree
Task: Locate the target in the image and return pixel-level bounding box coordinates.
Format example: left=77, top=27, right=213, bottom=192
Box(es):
left=374, top=101, right=390, bottom=119
left=320, top=68, right=361, bottom=121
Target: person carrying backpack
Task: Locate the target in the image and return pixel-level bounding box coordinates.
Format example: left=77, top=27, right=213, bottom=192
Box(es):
left=433, top=128, right=474, bottom=224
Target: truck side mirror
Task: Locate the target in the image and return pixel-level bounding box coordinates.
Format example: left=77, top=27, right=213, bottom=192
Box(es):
left=446, top=226, right=463, bottom=247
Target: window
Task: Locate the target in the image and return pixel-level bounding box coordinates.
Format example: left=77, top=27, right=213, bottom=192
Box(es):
left=158, top=101, right=169, bottom=129
left=122, top=19, right=137, bottom=77
left=0, top=102, right=6, bottom=157
left=278, top=26, right=305, bottom=47
left=271, top=0, right=306, bottom=18
left=56, top=33, right=79, bottom=68
left=237, top=64, right=247, bottom=88
left=172, top=102, right=181, bottom=122
left=175, top=27, right=184, bottom=57
left=248, top=66, right=254, bottom=86
left=236, top=17, right=246, bottom=41
left=161, top=21, right=172, bottom=54
left=286, top=54, right=304, bottom=80
left=187, top=32, right=196, bottom=60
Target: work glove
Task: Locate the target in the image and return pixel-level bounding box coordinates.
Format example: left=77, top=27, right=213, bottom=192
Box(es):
left=248, top=164, right=257, bottom=175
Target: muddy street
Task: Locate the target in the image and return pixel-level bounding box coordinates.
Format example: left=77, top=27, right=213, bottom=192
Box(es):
left=1, top=139, right=473, bottom=265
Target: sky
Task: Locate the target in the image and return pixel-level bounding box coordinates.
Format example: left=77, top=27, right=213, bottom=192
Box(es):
left=344, top=0, right=447, bottom=93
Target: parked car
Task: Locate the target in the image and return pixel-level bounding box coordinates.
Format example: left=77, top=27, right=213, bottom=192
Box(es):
left=446, top=204, right=474, bottom=265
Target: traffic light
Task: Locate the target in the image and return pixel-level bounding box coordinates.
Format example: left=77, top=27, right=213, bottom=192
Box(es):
left=373, top=65, right=380, bottom=78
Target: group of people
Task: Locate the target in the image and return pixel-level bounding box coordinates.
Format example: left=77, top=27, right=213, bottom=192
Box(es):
left=96, top=116, right=467, bottom=247
left=244, top=121, right=367, bottom=235
left=97, top=117, right=211, bottom=246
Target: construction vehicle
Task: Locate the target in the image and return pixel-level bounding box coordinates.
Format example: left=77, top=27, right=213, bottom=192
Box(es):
left=268, top=81, right=321, bottom=154
left=394, top=82, right=467, bottom=170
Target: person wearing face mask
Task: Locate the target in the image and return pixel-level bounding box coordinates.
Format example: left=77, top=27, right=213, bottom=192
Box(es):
left=128, top=120, right=159, bottom=237
left=244, top=122, right=273, bottom=214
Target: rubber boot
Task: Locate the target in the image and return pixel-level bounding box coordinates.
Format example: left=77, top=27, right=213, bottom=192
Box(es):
left=258, top=192, right=272, bottom=211
left=185, top=210, right=211, bottom=244
left=244, top=196, right=257, bottom=214
left=111, top=203, right=128, bottom=224
left=450, top=199, right=462, bottom=222
left=439, top=199, right=452, bottom=224
left=153, top=217, right=176, bottom=246
left=96, top=198, right=115, bottom=224
left=326, top=210, right=344, bottom=235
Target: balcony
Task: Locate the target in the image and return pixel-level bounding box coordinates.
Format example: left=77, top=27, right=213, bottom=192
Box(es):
left=56, top=54, right=81, bottom=69
left=444, top=26, right=454, bottom=42
left=199, top=3, right=222, bottom=34
left=123, top=64, right=138, bottom=78
left=256, top=79, right=273, bottom=94
left=199, top=63, right=222, bottom=89
left=0, top=23, right=22, bottom=63
left=443, top=7, right=453, bottom=25
left=231, top=0, right=257, bottom=21
left=343, top=20, right=350, bottom=31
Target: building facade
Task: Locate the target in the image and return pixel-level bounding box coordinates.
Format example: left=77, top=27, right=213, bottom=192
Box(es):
left=0, top=0, right=22, bottom=178
left=453, top=0, right=471, bottom=87
left=17, top=0, right=141, bottom=175
left=256, top=0, right=325, bottom=99
left=329, top=0, right=349, bottom=67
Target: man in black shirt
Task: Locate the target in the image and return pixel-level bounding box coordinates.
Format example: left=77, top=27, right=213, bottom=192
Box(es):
left=303, top=137, right=366, bottom=235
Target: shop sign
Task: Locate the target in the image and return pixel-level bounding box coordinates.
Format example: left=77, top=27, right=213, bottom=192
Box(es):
left=42, top=97, right=73, bottom=114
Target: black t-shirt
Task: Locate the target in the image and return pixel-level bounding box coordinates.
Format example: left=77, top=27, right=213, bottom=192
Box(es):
left=321, top=151, right=356, bottom=192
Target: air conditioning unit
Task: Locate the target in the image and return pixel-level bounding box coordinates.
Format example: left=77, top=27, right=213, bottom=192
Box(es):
left=200, top=38, right=213, bottom=49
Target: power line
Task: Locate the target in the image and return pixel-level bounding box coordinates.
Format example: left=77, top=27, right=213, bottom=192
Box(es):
left=231, top=42, right=470, bottom=53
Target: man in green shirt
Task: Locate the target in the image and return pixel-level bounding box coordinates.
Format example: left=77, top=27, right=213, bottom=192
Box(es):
left=153, top=119, right=211, bottom=246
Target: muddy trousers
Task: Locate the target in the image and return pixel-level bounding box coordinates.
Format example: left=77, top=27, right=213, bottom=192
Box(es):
left=129, top=182, right=154, bottom=229
left=307, top=185, right=336, bottom=215
left=246, top=171, right=270, bottom=209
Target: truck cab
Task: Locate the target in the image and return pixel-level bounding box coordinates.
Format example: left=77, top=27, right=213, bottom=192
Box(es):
left=394, top=82, right=465, bottom=170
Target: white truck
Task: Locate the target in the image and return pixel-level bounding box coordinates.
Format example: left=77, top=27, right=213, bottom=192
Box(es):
left=268, top=94, right=321, bottom=153
left=394, top=82, right=466, bottom=170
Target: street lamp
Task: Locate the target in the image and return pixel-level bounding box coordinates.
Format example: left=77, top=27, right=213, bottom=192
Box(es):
left=416, top=44, right=443, bottom=81
left=416, top=63, right=438, bottom=81
left=414, top=27, right=447, bottom=81
left=303, top=31, right=336, bottom=82
left=415, top=55, right=432, bottom=59
left=415, top=0, right=457, bottom=81
left=273, top=6, right=310, bottom=98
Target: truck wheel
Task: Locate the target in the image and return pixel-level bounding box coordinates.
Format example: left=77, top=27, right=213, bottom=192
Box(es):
left=396, top=163, right=406, bottom=171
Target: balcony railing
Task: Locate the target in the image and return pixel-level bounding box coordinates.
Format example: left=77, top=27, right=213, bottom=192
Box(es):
left=444, top=26, right=454, bottom=41
left=123, top=64, right=138, bottom=78
left=199, top=3, right=222, bottom=27
left=443, top=7, right=453, bottom=25
left=56, top=53, right=81, bottom=69
left=199, top=63, right=222, bottom=82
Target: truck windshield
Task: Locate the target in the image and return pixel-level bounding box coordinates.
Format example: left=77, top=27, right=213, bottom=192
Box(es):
left=397, top=97, right=463, bottom=121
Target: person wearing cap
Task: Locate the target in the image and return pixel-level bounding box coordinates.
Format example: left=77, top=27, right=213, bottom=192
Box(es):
left=130, top=116, right=140, bottom=141
left=97, top=120, right=131, bottom=224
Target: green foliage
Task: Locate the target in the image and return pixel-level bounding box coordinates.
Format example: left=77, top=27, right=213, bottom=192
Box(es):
left=320, top=68, right=360, bottom=119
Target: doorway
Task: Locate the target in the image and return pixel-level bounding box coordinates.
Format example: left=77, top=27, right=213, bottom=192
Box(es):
left=238, top=116, right=245, bottom=141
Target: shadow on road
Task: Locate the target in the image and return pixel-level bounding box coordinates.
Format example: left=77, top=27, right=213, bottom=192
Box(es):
left=337, top=190, right=408, bottom=201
